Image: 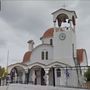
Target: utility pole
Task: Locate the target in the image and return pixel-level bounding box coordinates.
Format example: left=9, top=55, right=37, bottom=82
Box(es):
left=6, top=50, right=9, bottom=90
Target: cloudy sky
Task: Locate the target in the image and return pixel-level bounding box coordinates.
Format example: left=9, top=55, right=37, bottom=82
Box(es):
left=0, top=0, right=90, bottom=67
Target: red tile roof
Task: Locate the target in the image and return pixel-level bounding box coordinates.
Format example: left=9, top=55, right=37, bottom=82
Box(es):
left=23, top=51, right=32, bottom=63
left=42, top=28, right=54, bottom=38
left=22, top=46, right=85, bottom=65
left=77, top=49, right=84, bottom=64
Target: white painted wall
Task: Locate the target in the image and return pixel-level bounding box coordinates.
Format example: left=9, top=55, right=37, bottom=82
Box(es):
left=55, top=68, right=67, bottom=86
left=49, top=68, right=53, bottom=86
left=66, top=69, right=78, bottom=87
left=28, top=44, right=53, bottom=65
left=41, top=37, right=53, bottom=45
left=54, top=68, right=78, bottom=87
left=53, top=29, right=76, bottom=66
left=28, top=42, right=34, bottom=51
left=0, top=84, right=88, bottom=90
left=8, top=63, right=27, bottom=74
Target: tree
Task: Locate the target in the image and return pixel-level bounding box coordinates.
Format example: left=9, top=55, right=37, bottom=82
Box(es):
left=0, top=67, right=8, bottom=79
left=84, top=67, right=90, bottom=82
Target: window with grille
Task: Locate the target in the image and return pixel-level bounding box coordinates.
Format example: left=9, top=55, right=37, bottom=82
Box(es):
left=56, top=68, right=61, bottom=77
left=46, top=51, right=48, bottom=60
left=41, top=51, right=44, bottom=60
left=50, top=39, right=53, bottom=45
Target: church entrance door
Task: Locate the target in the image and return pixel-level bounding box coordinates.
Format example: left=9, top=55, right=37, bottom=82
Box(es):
left=41, top=68, right=45, bottom=85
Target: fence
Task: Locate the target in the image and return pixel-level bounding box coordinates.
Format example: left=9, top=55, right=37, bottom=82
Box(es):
left=0, top=66, right=90, bottom=89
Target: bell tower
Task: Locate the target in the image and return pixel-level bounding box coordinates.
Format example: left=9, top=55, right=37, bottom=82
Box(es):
left=52, top=8, right=77, bottom=66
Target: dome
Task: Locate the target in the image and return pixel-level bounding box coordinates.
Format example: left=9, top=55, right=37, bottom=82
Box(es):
left=23, top=51, right=32, bottom=63
left=77, top=49, right=84, bottom=64
left=42, top=28, right=54, bottom=38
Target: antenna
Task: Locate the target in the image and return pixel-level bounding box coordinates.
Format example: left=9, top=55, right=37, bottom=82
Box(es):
left=6, top=49, right=9, bottom=89
left=7, top=50, right=9, bottom=70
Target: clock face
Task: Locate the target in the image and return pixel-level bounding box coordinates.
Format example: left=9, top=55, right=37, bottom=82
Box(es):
left=59, top=33, right=66, bottom=40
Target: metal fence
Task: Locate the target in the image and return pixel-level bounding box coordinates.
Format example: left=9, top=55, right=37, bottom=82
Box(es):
left=0, top=66, right=90, bottom=89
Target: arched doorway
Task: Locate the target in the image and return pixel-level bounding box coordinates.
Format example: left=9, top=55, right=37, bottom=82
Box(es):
left=30, top=66, right=46, bottom=85
left=10, top=66, right=25, bottom=83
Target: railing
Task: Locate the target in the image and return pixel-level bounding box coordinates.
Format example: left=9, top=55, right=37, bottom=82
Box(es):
left=0, top=66, right=90, bottom=89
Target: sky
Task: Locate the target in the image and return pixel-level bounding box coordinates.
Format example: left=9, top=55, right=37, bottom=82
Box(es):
left=0, top=0, right=90, bottom=67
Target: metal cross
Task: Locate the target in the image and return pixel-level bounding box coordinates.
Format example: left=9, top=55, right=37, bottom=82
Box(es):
left=62, top=2, right=66, bottom=9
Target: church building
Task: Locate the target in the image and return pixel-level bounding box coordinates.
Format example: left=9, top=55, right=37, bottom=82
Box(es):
left=7, top=8, right=88, bottom=87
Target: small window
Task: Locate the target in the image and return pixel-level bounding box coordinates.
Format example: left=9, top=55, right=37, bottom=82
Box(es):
left=56, top=68, right=61, bottom=77
left=46, top=51, right=48, bottom=60
left=50, top=39, right=53, bottom=45
left=41, top=52, right=44, bottom=60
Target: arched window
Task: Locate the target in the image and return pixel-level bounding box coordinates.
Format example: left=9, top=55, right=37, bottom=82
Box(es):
left=41, top=51, right=44, bottom=60
left=46, top=51, right=48, bottom=60
left=50, top=39, right=53, bottom=45
left=56, top=68, right=61, bottom=77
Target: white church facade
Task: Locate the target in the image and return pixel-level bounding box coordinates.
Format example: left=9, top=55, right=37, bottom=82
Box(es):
left=7, top=8, right=88, bottom=88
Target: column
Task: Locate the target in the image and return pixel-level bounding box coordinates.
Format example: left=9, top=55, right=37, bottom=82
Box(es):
left=15, top=73, right=17, bottom=83
left=25, top=69, right=28, bottom=84
left=22, top=72, right=25, bottom=84
left=32, top=70, right=36, bottom=84
left=52, top=67, right=55, bottom=86
left=45, top=69, right=49, bottom=85
left=53, top=21, right=56, bottom=33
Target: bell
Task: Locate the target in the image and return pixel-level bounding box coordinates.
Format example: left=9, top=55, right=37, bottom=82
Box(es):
left=68, top=19, right=70, bottom=23
left=57, top=19, right=61, bottom=27
left=63, top=18, right=66, bottom=22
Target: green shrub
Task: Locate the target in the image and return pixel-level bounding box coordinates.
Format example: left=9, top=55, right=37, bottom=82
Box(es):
left=84, top=67, right=90, bottom=82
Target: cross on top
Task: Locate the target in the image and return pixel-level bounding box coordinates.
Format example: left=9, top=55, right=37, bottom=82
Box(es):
left=62, top=2, right=67, bottom=9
